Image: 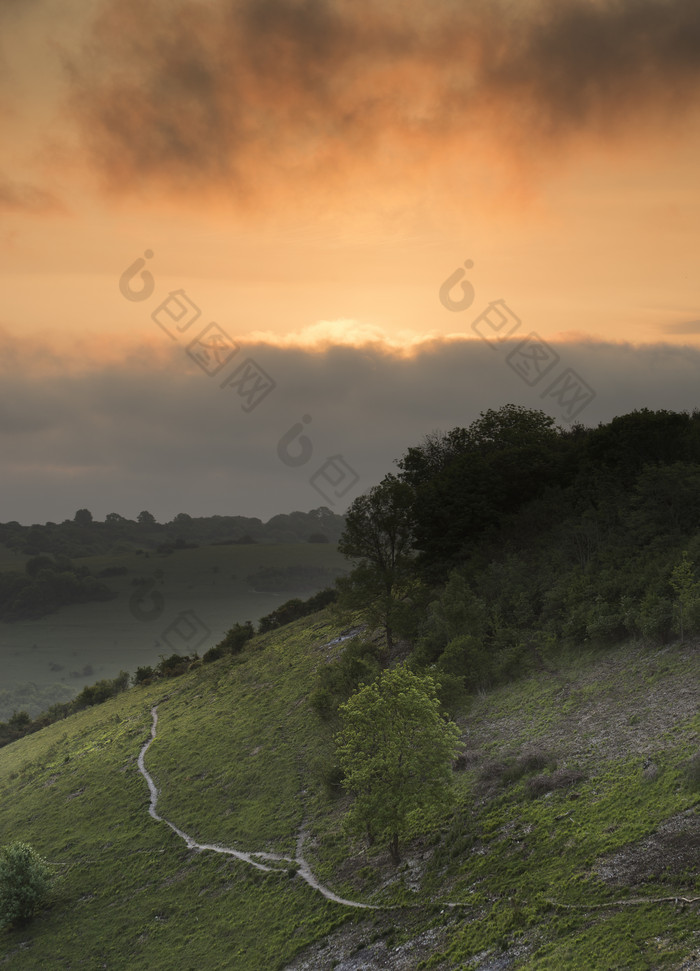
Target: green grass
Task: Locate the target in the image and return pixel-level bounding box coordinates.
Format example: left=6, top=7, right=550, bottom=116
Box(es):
left=0, top=613, right=360, bottom=968
left=0, top=624, right=698, bottom=969
left=0, top=542, right=347, bottom=720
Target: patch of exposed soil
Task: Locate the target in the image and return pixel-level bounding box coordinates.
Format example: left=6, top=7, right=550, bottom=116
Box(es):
left=281, top=921, right=451, bottom=971
left=463, top=642, right=700, bottom=771
left=595, top=808, right=700, bottom=886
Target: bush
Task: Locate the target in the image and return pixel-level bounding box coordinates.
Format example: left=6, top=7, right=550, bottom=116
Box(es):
left=585, top=596, right=626, bottom=643
left=202, top=643, right=225, bottom=663
left=526, top=768, right=587, bottom=798
left=638, top=592, right=674, bottom=643
left=257, top=587, right=338, bottom=633
left=437, top=633, right=494, bottom=690
left=476, top=748, right=559, bottom=793
left=133, top=665, right=155, bottom=685
left=218, top=621, right=255, bottom=654
left=0, top=842, right=52, bottom=928
left=156, top=654, right=192, bottom=678
left=310, top=638, right=383, bottom=720
left=73, top=671, right=129, bottom=708
left=203, top=621, right=255, bottom=663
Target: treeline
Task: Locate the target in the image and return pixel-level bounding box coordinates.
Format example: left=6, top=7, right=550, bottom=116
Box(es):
left=0, top=507, right=345, bottom=559
left=0, top=555, right=114, bottom=621
left=329, top=405, right=700, bottom=710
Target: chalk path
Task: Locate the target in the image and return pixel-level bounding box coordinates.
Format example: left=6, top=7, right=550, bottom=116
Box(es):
left=137, top=705, right=379, bottom=909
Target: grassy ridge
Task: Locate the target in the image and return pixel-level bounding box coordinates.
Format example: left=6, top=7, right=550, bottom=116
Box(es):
left=0, top=615, right=698, bottom=969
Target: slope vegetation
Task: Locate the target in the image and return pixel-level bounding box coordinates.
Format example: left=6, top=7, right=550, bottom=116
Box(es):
left=0, top=613, right=698, bottom=969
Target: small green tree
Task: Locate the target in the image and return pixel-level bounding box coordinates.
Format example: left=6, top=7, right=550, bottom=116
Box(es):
left=335, top=663, right=462, bottom=863
left=0, top=842, right=52, bottom=928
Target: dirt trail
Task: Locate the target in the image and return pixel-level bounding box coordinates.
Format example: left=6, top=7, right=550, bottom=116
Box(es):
left=137, top=705, right=379, bottom=908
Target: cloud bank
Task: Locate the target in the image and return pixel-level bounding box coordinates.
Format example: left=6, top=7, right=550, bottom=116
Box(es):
left=1, top=330, right=700, bottom=524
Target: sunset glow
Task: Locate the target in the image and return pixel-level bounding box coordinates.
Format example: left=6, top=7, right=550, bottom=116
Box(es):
left=2, top=0, right=700, bottom=521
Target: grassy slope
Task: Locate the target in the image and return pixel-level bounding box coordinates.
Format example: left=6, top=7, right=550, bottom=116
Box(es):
left=0, top=615, right=698, bottom=970
left=0, top=542, right=347, bottom=721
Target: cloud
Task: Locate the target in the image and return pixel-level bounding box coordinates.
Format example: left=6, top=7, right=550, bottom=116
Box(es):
left=661, top=320, right=700, bottom=335
left=0, top=176, right=62, bottom=213
left=63, top=0, right=700, bottom=206
left=2, top=328, right=700, bottom=524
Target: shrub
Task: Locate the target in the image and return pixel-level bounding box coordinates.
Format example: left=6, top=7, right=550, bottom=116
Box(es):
left=73, top=671, right=129, bottom=708
left=638, top=592, right=674, bottom=642
left=0, top=842, right=52, bottom=929
left=258, top=587, right=338, bottom=633
left=217, top=621, right=255, bottom=654
left=476, top=749, right=558, bottom=793
left=203, top=621, right=255, bottom=663
left=133, top=665, right=155, bottom=685
left=156, top=654, right=192, bottom=678
left=310, top=638, right=383, bottom=720
left=437, top=633, right=494, bottom=691
left=585, top=596, right=626, bottom=643
left=501, top=748, right=556, bottom=785
left=202, top=643, right=224, bottom=663
left=526, top=768, right=587, bottom=798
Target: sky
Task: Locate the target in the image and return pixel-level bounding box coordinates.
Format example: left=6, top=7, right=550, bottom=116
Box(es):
left=2, top=0, right=700, bottom=525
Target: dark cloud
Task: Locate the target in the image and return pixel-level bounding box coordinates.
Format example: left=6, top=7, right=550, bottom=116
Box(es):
left=63, top=0, right=700, bottom=201
left=484, top=0, right=700, bottom=134
left=1, top=332, right=700, bottom=524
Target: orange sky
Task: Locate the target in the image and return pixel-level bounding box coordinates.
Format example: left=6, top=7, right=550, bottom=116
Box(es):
left=1, top=0, right=699, bottom=354
left=2, top=0, right=700, bottom=522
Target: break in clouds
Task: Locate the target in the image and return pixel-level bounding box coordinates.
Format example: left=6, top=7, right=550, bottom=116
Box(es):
left=1, top=330, right=700, bottom=525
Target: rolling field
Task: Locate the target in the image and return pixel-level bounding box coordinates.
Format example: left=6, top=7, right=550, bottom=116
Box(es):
left=0, top=543, right=348, bottom=721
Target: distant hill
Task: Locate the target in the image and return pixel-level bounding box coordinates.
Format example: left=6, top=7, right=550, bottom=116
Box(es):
left=0, top=506, right=345, bottom=559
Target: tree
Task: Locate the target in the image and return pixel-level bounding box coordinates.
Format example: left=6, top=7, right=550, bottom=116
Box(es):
left=137, top=510, right=157, bottom=525
left=670, top=551, right=700, bottom=641
left=415, top=570, right=491, bottom=685
left=335, top=663, right=462, bottom=863
left=337, top=475, right=416, bottom=648
left=397, top=406, right=567, bottom=577
left=73, top=508, right=93, bottom=526
left=0, top=842, right=52, bottom=929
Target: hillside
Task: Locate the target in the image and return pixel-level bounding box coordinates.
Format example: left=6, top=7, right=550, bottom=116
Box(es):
left=0, top=611, right=698, bottom=969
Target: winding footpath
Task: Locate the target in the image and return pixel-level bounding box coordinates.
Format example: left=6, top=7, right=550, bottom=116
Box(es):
left=137, top=705, right=379, bottom=909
